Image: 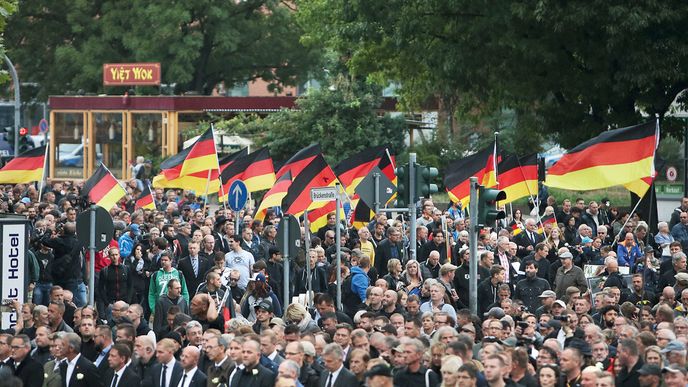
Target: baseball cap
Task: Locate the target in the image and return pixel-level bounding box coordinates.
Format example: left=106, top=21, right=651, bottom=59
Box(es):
left=301, top=341, right=316, bottom=357
left=255, top=300, right=273, bottom=313
left=661, top=340, right=686, bottom=353
left=559, top=252, right=573, bottom=260
left=581, top=237, right=593, bottom=244
left=364, top=364, right=393, bottom=378
left=644, top=246, right=655, bottom=254
left=129, top=224, right=141, bottom=235
left=392, top=345, right=404, bottom=353
left=553, top=300, right=567, bottom=308
left=674, top=273, right=688, bottom=283
left=637, top=364, right=662, bottom=376
left=546, top=320, right=561, bottom=330
left=662, top=364, right=688, bottom=376
left=539, top=290, right=556, bottom=298
left=483, top=307, right=506, bottom=319
left=440, top=263, right=459, bottom=275
left=251, top=273, right=267, bottom=283
left=269, top=318, right=285, bottom=328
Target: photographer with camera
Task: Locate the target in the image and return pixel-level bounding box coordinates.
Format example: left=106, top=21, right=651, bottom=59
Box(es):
left=41, top=222, right=86, bottom=308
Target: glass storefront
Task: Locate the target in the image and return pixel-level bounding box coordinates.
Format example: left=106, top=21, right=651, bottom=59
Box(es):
left=92, top=112, right=124, bottom=178
left=52, top=112, right=86, bottom=179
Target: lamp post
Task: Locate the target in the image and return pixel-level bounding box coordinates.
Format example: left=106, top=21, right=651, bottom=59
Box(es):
left=3, top=54, right=20, bottom=155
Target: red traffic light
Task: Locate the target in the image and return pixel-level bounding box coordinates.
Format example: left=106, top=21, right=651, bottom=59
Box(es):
left=18, top=127, right=28, bottom=136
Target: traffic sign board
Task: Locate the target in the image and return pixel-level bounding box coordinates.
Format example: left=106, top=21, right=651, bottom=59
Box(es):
left=38, top=119, right=49, bottom=134
left=355, top=166, right=396, bottom=210
left=276, top=214, right=301, bottom=257
left=310, top=186, right=338, bottom=202
left=228, top=180, right=248, bottom=211
left=76, top=206, right=115, bottom=250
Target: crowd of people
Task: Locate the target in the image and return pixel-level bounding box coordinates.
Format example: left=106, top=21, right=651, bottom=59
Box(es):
left=1, top=180, right=688, bottom=387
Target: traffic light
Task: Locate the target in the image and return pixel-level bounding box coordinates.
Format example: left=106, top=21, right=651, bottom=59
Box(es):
left=18, top=128, right=32, bottom=154
left=415, top=164, right=439, bottom=199
left=395, top=165, right=409, bottom=207
left=477, top=186, right=506, bottom=227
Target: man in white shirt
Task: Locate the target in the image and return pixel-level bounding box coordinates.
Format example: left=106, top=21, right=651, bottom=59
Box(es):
left=224, top=235, right=255, bottom=289
left=59, top=332, right=101, bottom=386
left=179, top=346, right=207, bottom=387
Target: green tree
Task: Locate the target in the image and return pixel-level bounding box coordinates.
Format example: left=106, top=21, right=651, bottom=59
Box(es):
left=297, top=0, right=688, bottom=146
left=0, top=0, right=17, bottom=85
left=6, top=0, right=319, bottom=98
left=212, top=75, right=407, bottom=164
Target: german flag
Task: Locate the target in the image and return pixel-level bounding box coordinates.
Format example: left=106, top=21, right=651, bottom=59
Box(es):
left=135, top=185, right=156, bottom=210
left=82, top=164, right=127, bottom=210
left=350, top=149, right=398, bottom=228
left=255, top=171, right=292, bottom=222
left=445, top=141, right=498, bottom=206
left=545, top=122, right=658, bottom=193
left=334, top=145, right=387, bottom=194
left=0, top=146, right=46, bottom=183
left=152, top=170, right=221, bottom=194
left=218, top=148, right=249, bottom=173
left=219, top=147, right=275, bottom=202
left=511, top=222, right=523, bottom=236
left=281, top=154, right=338, bottom=216
left=537, top=213, right=557, bottom=234
left=159, top=127, right=218, bottom=180
left=275, top=144, right=321, bottom=179
left=497, top=153, right=538, bottom=205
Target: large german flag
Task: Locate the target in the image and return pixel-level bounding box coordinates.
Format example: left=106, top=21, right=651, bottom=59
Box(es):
left=135, top=185, right=156, bottom=210
left=275, top=144, right=321, bottom=179
left=218, top=148, right=249, bottom=173
left=82, top=164, right=127, bottom=210
left=281, top=154, right=338, bottom=216
left=497, top=153, right=538, bottom=205
left=350, top=149, right=397, bottom=228
left=0, top=146, right=46, bottom=183
left=159, top=127, right=218, bottom=180
left=152, top=170, right=221, bottom=193
left=545, top=122, right=658, bottom=193
left=219, top=147, right=275, bottom=202
left=445, top=141, right=498, bottom=206
left=334, top=145, right=387, bottom=194
left=255, top=171, right=292, bottom=222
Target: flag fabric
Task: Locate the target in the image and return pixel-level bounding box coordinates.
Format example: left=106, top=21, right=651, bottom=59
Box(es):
left=334, top=145, right=387, bottom=194
left=545, top=122, right=658, bottom=194
left=349, top=149, right=397, bottom=228
left=537, top=213, right=557, bottom=234
left=275, top=144, right=321, bottom=179
left=497, top=153, right=538, bottom=204
left=254, top=171, right=292, bottom=221
left=0, top=146, right=46, bottom=183
left=444, top=141, right=499, bottom=206
left=82, top=164, right=127, bottom=210
left=152, top=170, right=221, bottom=194
left=135, top=185, right=156, bottom=210
left=159, top=127, right=218, bottom=180
left=218, top=148, right=249, bottom=173
left=511, top=222, right=523, bottom=236
left=219, top=147, right=275, bottom=202
left=281, top=154, right=338, bottom=216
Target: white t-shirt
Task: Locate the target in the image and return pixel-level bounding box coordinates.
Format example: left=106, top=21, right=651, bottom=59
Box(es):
left=224, top=249, right=254, bottom=289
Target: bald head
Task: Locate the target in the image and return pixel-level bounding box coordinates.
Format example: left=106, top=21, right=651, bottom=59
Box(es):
left=180, top=345, right=200, bottom=371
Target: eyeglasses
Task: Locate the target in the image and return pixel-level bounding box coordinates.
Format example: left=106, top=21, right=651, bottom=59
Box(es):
left=285, top=351, right=300, bottom=356
left=10, top=345, right=23, bottom=350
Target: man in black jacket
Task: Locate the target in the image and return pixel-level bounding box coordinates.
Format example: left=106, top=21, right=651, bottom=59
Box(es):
left=42, top=222, right=84, bottom=306
left=11, top=334, right=44, bottom=386
left=319, top=343, right=360, bottom=387
left=374, top=228, right=404, bottom=277
left=477, top=265, right=505, bottom=317
left=229, top=339, right=275, bottom=387
left=514, top=261, right=551, bottom=313
left=98, top=248, right=133, bottom=317
left=58, top=332, right=103, bottom=387
left=178, top=242, right=212, bottom=298
left=105, top=343, right=140, bottom=386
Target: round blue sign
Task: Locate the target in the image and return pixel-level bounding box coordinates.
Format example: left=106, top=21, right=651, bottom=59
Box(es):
left=228, top=180, right=248, bottom=211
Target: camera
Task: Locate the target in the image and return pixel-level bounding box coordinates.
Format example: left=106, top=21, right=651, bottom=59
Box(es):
left=517, top=321, right=529, bottom=330
left=554, top=315, right=569, bottom=322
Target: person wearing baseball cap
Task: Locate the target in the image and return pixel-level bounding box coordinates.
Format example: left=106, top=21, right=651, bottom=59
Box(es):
left=252, top=300, right=274, bottom=334
left=535, top=290, right=556, bottom=317
left=553, top=250, right=587, bottom=299
left=636, top=364, right=661, bottom=387
left=662, top=364, right=687, bottom=387
left=438, top=263, right=464, bottom=309
left=365, top=364, right=393, bottom=387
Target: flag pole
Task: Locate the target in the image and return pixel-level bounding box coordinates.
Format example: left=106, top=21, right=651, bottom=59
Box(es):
left=203, top=168, right=211, bottom=215
left=38, top=145, right=49, bottom=199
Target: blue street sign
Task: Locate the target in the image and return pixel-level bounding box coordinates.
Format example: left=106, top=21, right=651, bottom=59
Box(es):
left=38, top=119, right=49, bottom=134
left=228, top=180, right=248, bottom=211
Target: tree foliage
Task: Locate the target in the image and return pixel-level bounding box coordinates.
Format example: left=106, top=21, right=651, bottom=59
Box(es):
left=0, top=0, right=16, bottom=85
left=297, top=0, right=688, bottom=147
left=213, top=76, right=407, bottom=165
left=6, top=0, right=319, bottom=98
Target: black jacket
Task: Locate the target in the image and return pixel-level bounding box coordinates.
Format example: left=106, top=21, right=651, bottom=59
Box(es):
left=513, top=276, right=551, bottom=313
left=98, top=263, right=133, bottom=304
left=105, top=366, right=141, bottom=387
left=230, top=364, right=276, bottom=387
left=59, top=355, right=104, bottom=387
left=374, top=238, right=404, bottom=277
left=319, top=367, right=360, bottom=387
left=178, top=256, right=212, bottom=298
left=142, top=360, right=183, bottom=387
left=477, top=278, right=500, bottom=316
left=42, top=233, right=82, bottom=284
left=14, top=356, right=44, bottom=387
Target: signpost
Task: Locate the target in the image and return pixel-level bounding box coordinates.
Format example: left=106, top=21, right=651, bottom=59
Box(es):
left=277, top=215, right=301, bottom=309
left=76, top=206, right=115, bottom=307
left=0, top=218, right=29, bottom=329
left=228, top=180, right=248, bottom=231
left=311, top=184, right=343, bottom=309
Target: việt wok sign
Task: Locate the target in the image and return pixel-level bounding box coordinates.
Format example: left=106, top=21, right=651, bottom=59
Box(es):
left=103, top=63, right=161, bottom=86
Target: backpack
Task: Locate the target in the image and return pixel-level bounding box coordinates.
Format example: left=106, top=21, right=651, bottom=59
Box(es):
left=342, top=272, right=368, bottom=317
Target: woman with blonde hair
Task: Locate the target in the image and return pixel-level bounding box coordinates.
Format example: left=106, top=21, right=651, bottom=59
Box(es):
left=284, top=303, right=320, bottom=334
left=402, top=259, right=423, bottom=297
left=440, top=355, right=463, bottom=387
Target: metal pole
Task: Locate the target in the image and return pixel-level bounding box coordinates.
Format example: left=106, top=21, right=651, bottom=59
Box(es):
left=88, top=205, right=97, bottom=307
left=409, top=153, right=417, bottom=262
left=373, top=172, right=380, bottom=214
left=684, top=126, right=688, bottom=197
left=3, top=55, right=20, bottom=154
left=304, top=210, right=312, bottom=307
left=468, top=177, right=479, bottom=316
left=282, top=218, right=290, bottom=310
left=335, top=183, right=342, bottom=310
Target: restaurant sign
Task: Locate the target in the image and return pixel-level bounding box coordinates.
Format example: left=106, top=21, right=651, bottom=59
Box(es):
left=103, top=63, right=161, bottom=86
